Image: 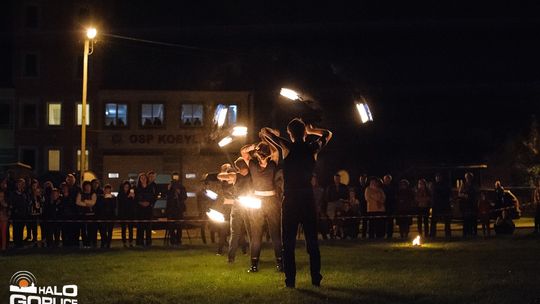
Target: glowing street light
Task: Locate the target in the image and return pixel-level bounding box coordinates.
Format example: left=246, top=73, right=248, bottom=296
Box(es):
left=355, top=102, right=374, bottom=124
left=280, top=88, right=302, bottom=101
left=231, top=126, right=248, bottom=137
left=206, top=209, right=225, bottom=223
left=204, top=189, right=218, bottom=200
left=238, top=196, right=262, bottom=209
left=80, top=26, right=97, bottom=185
left=218, top=136, right=233, bottom=147
left=86, top=27, right=97, bottom=39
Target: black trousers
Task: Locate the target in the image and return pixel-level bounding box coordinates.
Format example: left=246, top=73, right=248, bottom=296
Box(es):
left=99, top=222, right=114, bottom=248
left=13, top=220, right=25, bottom=247
left=121, top=223, right=134, bottom=244
left=136, top=207, right=153, bottom=246
left=228, top=204, right=250, bottom=261
left=417, top=207, right=430, bottom=237
left=282, top=190, right=321, bottom=287
left=248, top=195, right=282, bottom=261
left=368, top=212, right=386, bottom=239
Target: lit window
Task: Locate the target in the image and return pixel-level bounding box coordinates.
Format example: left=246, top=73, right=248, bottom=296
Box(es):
left=47, top=103, right=62, bottom=126
left=213, top=104, right=238, bottom=128
left=105, top=103, right=128, bottom=127
left=181, top=104, right=203, bottom=126
left=77, top=103, right=90, bottom=126
left=108, top=173, right=119, bottom=179
left=76, top=149, right=89, bottom=171
left=185, top=173, right=197, bottom=179
left=141, top=103, right=164, bottom=127
left=48, top=149, right=60, bottom=171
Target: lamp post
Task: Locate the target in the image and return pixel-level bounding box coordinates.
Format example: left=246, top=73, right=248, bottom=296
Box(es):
left=80, top=27, right=97, bottom=185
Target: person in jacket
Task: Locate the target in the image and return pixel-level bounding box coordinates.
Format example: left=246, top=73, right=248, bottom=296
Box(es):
left=42, top=188, right=63, bottom=247
left=430, top=173, right=452, bottom=238
left=478, top=191, right=492, bottom=238
left=382, top=174, right=397, bottom=239
left=396, top=179, right=414, bottom=239
left=458, top=172, right=478, bottom=237
left=166, top=172, right=187, bottom=246
left=11, top=179, right=29, bottom=248
left=118, top=180, right=136, bottom=247
left=28, top=185, right=43, bottom=247
left=96, top=184, right=117, bottom=248
left=365, top=177, right=386, bottom=239
left=415, top=178, right=432, bottom=238
left=135, top=173, right=156, bottom=247
left=76, top=181, right=97, bottom=248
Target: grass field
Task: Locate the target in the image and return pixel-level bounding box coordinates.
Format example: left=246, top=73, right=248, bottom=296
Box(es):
left=2, top=231, right=540, bottom=304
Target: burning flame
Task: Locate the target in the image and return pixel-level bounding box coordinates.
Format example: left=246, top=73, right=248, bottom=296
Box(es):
left=206, top=209, right=225, bottom=223
left=412, top=235, right=421, bottom=246
left=204, top=189, right=218, bottom=200
left=238, top=196, right=262, bottom=209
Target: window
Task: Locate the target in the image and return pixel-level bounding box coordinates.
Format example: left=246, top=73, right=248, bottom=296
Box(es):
left=47, top=103, right=62, bottom=126
left=20, top=148, right=36, bottom=169
left=77, top=103, right=90, bottom=125
left=76, top=149, right=89, bottom=171
left=21, top=103, right=37, bottom=128
left=48, top=149, right=60, bottom=171
left=105, top=103, right=128, bottom=127
left=141, top=103, right=164, bottom=127
left=213, top=104, right=238, bottom=127
left=181, top=104, right=203, bottom=126
left=108, top=173, right=119, bottom=179
left=0, top=102, right=11, bottom=128
left=25, top=5, right=39, bottom=28
left=23, top=53, right=39, bottom=77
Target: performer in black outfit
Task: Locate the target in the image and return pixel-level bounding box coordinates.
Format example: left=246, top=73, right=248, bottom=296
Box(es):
left=261, top=118, right=332, bottom=288
left=241, top=142, right=283, bottom=273
left=218, top=157, right=252, bottom=263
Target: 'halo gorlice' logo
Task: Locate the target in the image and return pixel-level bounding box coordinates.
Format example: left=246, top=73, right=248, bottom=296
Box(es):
left=9, top=271, right=79, bottom=304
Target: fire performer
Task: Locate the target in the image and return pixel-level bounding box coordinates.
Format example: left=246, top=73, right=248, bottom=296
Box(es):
left=240, top=142, right=283, bottom=273
left=217, top=157, right=252, bottom=263
left=261, top=118, right=332, bottom=288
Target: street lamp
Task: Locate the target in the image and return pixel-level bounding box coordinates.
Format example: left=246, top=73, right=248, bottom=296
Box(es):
left=80, top=27, right=97, bottom=185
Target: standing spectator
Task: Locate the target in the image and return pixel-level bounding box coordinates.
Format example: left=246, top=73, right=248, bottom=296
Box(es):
left=118, top=181, right=136, bottom=247
left=356, top=174, right=369, bottom=239
left=415, top=178, right=431, bottom=237
left=135, top=173, right=155, bottom=247
left=365, top=177, right=386, bottom=239
left=396, top=179, right=414, bottom=239
left=166, top=172, right=187, bottom=246
left=494, top=181, right=505, bottom=214
left=533, top=179, right=540, bottom=234
left=0, top=191, right=9, bottom=251
left=77, top=181, right=97, bottom=248
left=430, top=173, right=452, bottom=238
left=312, top=175, right=329, bottom=240
left=96, top=184, right=117, bottom=248
left=338, top=202, right=358, bottom=239
left=478, top=192, right=492, bottom=238
left=11, top=179, right=29, bottom=248
left=64, top=174, right=81, bottom=247
left=147, top=171, right=159, bottom=199
left=42, top=188, right=63, bottom=247
left=91, top=179, right=104, bottom=198
left=382, top=174, right=396, bottom=239
left=458, top=172, right=478, bottom=237
left=325, top=174, right=349, bottom=238
left=28, top=185, right=43, bottom=247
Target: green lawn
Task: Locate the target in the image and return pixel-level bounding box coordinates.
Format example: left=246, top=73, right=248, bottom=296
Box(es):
left=2, top=233, right=540, bottom=304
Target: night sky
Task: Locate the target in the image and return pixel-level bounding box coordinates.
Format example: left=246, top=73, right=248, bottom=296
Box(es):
left=4, top=1, right=540, bottom=179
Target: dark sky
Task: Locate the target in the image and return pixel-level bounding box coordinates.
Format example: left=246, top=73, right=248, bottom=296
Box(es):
left=5, top=1, right=540, bottom=176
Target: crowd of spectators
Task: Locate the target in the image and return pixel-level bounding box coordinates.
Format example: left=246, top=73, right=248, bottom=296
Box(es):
left=0, top=169, right=533, bottom=253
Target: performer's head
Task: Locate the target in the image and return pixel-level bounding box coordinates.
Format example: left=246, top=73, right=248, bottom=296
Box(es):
left=287, top=118, right=306, bottom=142
left=255, top=142, right=271, bottom=164
left=234, top=157, right=249, bottom=176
